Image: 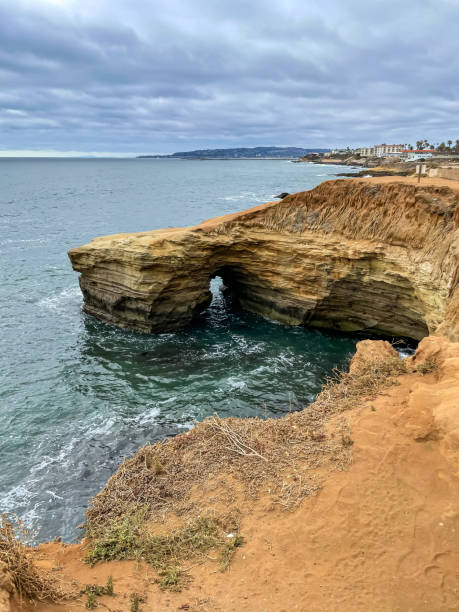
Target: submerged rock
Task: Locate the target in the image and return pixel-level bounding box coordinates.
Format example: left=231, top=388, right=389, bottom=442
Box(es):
left=68, top=178, right=459, bottom=340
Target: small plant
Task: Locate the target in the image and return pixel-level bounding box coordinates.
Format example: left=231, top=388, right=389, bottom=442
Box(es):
left=105, top=575, right=114, bottom=596
left=157, top=566, right=181, bottom=591
left=85, top=591, right=98, bottom=609
left=81, top=577, right=114, bottom=608
left=130, top=592, right=145, bottom=612
left=416, top=358, right=437, bottom=375
left=144, top=453, right=166, bottom=474
left=152, top=460, right=165, bottom=475
left=219, top=534, right=244, bottom=571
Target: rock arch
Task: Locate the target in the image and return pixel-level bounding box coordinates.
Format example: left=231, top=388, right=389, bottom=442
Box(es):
left=69, top=179, right=459, bottom=341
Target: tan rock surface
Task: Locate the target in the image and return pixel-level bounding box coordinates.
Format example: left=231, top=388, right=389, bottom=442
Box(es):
left=69, top=178, right=459, bottom=339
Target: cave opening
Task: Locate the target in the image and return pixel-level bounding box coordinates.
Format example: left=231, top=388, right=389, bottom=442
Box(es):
left=208, top=266, right=241, bottom=314
left=201, top=266, right=428, bottom=344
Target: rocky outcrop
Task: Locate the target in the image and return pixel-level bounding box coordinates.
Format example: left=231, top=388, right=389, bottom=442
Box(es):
left=68, top=179, right=459, bottom=340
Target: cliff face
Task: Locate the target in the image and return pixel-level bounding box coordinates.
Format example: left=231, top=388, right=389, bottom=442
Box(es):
left=68, top=179, right=459, bottom=340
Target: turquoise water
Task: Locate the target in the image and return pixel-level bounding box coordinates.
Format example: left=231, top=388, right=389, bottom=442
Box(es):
left=0, top=158, right=360, bottom=542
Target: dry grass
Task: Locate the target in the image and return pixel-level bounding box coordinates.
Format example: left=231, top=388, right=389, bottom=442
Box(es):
left=252, top=181, right=457, bottom=251
left=416, top=358, right=438, bottom=375
left=0, top=514, right=73, bottom=603
left=85, top=349, right=406, bottom=567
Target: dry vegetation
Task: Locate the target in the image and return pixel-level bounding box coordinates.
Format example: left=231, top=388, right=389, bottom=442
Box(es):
left=258, top=181, right=459, bottom=249
left=0, top=514, right=73, bottom=604
left=84, top=348, right=406, bottom=590
left=86, top=511, right=243, bottom=592
left=415, top=357, right=438, bottom=375
left=0, top=347, right=408, bottom=604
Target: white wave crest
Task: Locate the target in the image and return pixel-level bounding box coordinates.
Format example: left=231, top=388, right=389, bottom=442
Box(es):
left=38, top=286, right=81, bottom=312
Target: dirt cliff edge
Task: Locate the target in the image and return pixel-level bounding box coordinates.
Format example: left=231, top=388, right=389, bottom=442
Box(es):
left=3, top=335, right=458, bottom=612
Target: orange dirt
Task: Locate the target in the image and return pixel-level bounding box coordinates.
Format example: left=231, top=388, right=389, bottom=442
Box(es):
left=359, top=175, right=459, bottom=189
left=16, top=336, right=459, bottom=612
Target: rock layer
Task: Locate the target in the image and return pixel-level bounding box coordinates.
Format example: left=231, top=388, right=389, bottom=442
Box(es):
left=68, top=179, right=459, bottom=340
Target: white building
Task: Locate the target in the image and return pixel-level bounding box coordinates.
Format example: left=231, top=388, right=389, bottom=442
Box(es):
left=357, top=144, right=405, bottom=157
left=405, top=152, right=434, bottom=161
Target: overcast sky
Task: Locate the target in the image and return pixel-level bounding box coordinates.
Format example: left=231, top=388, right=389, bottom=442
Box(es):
left=0, top=0, right=458, bottom=156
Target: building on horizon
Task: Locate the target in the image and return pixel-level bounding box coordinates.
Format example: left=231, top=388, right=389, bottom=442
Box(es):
left=356, top=144, right=406, bottom=157
left=401, top=148, right=437, bottom=161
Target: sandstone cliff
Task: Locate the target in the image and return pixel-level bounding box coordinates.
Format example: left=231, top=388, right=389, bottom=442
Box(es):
left=69, top=178, right=459, bottom=340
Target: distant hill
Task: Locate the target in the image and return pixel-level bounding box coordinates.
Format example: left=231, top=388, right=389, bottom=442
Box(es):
left=137, top=146, right=329, bottom=159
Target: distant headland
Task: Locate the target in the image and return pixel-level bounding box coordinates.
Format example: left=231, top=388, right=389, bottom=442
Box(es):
left=137, top=146, right=329, bottom=159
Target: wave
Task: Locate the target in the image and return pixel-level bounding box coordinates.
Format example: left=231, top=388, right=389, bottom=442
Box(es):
left=221, top=192, right=268, bottom=203
left=38, top=286, right=81, bottom=312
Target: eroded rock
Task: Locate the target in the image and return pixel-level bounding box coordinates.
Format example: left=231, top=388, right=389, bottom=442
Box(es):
left=348, top=339, right=399, bottom=375
left=68, top=179, right=459, bottom=340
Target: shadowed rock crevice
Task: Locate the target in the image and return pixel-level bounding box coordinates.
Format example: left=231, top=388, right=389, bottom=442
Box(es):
left=68, top=179, right=459, bottom=340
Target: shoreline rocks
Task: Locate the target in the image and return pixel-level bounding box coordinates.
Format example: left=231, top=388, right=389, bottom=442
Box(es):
left=68, top=178, right=459, bottom=341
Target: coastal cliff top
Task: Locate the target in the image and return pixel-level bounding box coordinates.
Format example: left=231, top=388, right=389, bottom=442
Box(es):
left=195, top=175, right=459, bottom=232
left=69, top=176, right=459, bottom=245
left=7, top=335, right=459, bottom=612
left=357, top=174, right=459, bottom=190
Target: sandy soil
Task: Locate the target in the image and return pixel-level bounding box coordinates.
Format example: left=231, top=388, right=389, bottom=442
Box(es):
left=15, top=337, right=458, bottom=612
left=359, top=175, right=459, bottom=190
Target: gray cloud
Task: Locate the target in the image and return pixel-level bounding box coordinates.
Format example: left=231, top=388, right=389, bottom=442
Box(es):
left=0, top=0, right=458, bottom=154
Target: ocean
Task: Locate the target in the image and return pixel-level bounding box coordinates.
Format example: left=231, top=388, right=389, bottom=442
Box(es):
left=0, top=158, right=360, bottom=542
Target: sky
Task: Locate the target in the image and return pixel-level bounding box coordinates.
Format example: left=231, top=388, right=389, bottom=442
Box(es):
left=0, top=0, right=458, bottom=156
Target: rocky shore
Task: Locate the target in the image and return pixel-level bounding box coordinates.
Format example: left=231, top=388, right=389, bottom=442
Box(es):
left=299, top=152, right=459, bottom=179
left=2, top=177, right=459, bottom=611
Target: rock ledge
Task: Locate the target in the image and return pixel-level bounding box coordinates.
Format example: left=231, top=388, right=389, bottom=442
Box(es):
left=69, top=179, right=459, bottom=340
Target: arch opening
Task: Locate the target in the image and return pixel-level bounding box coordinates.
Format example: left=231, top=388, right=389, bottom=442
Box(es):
left=209, top=265, right=249, bottom=312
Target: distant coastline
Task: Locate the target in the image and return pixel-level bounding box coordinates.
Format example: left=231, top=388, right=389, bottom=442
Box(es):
left=137, top=146, right=329, bottom=160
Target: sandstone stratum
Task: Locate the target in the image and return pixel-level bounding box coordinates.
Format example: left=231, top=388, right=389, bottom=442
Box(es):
left=68, top=177, right=459, bottom=341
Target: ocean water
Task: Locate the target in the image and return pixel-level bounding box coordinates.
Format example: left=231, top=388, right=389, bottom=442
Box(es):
left=0, top=158, right=361, bottom=542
